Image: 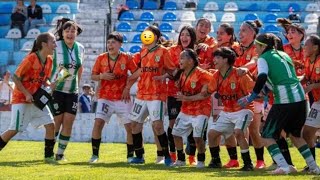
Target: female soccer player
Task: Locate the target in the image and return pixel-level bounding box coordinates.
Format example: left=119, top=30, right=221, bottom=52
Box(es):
left=278, top=18, right=305, bottom=78
left=88, top=32, right=138, bottom=163
left=302, top=34, right=320, bottom=170
left=128, top=25, right=175, bottom=166
left=166, top=26, right=197, bottom=162
left=0, top=32, right=56, bottom=162
left=51, top=18, right=85, bottom=161
left=207, top=47, right=254, bottom=171
left=238, top=33, right=320, bottom=174
left=171, top=49, right=212, bottom=168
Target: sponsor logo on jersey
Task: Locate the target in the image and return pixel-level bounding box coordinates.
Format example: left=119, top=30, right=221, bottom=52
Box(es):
left=316, top=67, right=320, bottom=74
left=246, top=55, right=251, bottom=61
left=142, top=67, right=158, bottom=73
left=219, top=94, right=238, bottom=100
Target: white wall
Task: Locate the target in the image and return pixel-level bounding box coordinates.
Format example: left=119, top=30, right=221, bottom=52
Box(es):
left=0, top=112, right=169, bottom=143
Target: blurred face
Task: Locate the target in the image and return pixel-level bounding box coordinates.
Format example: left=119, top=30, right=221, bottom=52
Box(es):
left=43, top=34, right=57, bottom=55
left=179, top=53, right=193, bottom=70
left=286, top=27, right=304, bottom=45
left=83, top=87, right=90, bottom=94
left=62, top=25, right=77, bottom=45
left=254, top=42, right=266, bottom=56
left=17, top=0, right=23, bottom=5
left=239, top=24, right=255, bottom=44
left=217, top=27, right=232, bottom=46
left=180, top=29, right=192, bottom=48
left=107, top=38, right=122, bottom=55
left=30, top=0, right=35, bottom=6
left=214, top=56, right=227, bottom=70
left=304, top=38, right=317, bottom=57
left=196, top=20, right=211, bottom=40
left=3, top=71, right=10, bottom=80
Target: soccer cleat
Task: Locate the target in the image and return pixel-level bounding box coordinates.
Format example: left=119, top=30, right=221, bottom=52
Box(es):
left=302, top=166, right=309, bottom=173
left=155, top=156, right=164, bottom=164
left=272, top=167, right=290, bottom=175
left=170, top=152, right=177, bottom=162
left=208, top=159, right=222, bottom=168
left=188, top=155, right=197, bottom=166
left=88, top=155, right=99, bottom=163
left=164, top=157, right=173, bottom=166
left=44, top=156, right=57, bottom=164
left=55, top=154, right=67, bottom=162
left=223, top=159, right=239, bottom=168
left=308, top=166, right=320, bottom=175
left=289, top=165, right=297, bottom=173
left=266, top=162, right=278, bottom=171
left=129, top=157, right=145, bottom=164
left=255, top=160, right=266, bottom=169
left=173, top=160, right=186, bottom=167
left=127, top=157, right=134, bottom=163
left=240, top=163, right=254, bottom=171
left=196, top=161, right=205, bottom=168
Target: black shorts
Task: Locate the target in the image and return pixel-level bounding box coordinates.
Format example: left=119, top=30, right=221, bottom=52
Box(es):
left=50, top=91, right=78, bottom=116
left=167, top=96, right=182, bottom=120
left=262, top=100, right=306, bottom=139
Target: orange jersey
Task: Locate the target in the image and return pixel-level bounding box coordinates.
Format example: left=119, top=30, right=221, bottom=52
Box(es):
left=305, top=56, right=320, bottom=101
left=12, top=53, right=53, bottom=104
left=234, top=44, right=257, bottom=73
left=92, top=52, right=137, bottom=100
left=133, top=45, right=176, bottom=101
left=179, top=67, right=212, bottom=117
left=198, top=47, right=214, bottom=70
left=208, top=68, right=254, bottom=112
left=283, top=44, right=305, bottom=76
left=167, top=45, right=183, bottom=97
left=210, top=42, right=240, bottom=70
left=197, top=35, right=217, bottom=48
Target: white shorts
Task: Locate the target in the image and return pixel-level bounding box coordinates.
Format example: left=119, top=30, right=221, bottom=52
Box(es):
left=305, top=101, right=320, bottom=128
left=9, top=104, right=53, bottom=132
left=129, top=98, right=165, bottom=123
left=172, top=112, right=208, bottom=138
left=95, top=99, right=132, bottom=125
left=212, top=92, right=223, bottom=116
left=209, top=109, right=253, bottom=138
left=253, top=101, right=264, bottom=114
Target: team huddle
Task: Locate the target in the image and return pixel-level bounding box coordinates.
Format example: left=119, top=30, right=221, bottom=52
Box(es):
left=0, top=16, right=320, bottom=175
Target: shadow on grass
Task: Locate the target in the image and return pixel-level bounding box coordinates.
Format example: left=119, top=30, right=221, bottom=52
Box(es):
left=63, top=161, right=313, bottom=178
left=0, top=160, right=44, bottom=167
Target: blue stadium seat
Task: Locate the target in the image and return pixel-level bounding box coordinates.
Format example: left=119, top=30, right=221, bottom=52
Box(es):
left=119, top=11, right=135, bottom=21
left=264, top=13, right=278, bottom=23
left=0, top=14, right=10, bottom=26
left=159, top=23, right=173, bottom=32
left=129, top=45, right=141, bottom=53
left=162, top=12, right=177, bottom=21
left=266, top=3, right=281, bottom=12
left=6, top=65, right=17, bottom=74
left=161, top=33, right=169, bottom=40
left=13, top=51, right=28, bottom=65
left=0, top=38, right=14, bottom=51
left=131, top=34, right=142, bottom=43
left=136, top=22, right=149, bottom=32
left=116, top=22, right=132, bottom=32
left=123, top=34, right=128, bottom=43
left=264, top=24, right=280, bottom=33
left=140, top=12, right=154, bottom=21
left=287, top=3, right=300, bottom=12
left=0, top=51, right=9, bottom=66
left=0, top=3, right=13, bottom=13
left=126, top=0, right=139, bottom=9
left=163, top=1, right=177, bottom=10
left=240, top=3, right=258, bottom=11
left=120, top=47, right=125, bottom=52
left=142, top=1, right=157, bottom=10
left=38, top=26, right=51, bottom=33
left=243, top=13, right=258, bottom=21
left=0, top=26, right=10, bottom=38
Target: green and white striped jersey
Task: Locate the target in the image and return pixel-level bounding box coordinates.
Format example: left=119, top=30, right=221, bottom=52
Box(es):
left=258, top=50, right=305, bottom=104
left=51, top=40, right=85, bottom=93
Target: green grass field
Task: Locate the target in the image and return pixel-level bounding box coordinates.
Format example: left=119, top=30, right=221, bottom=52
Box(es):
left=0, top=141, right=319, bottom=180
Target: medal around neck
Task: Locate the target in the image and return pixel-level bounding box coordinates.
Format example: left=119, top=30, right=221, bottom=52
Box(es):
left=56, top=67, right=71, bottom=82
